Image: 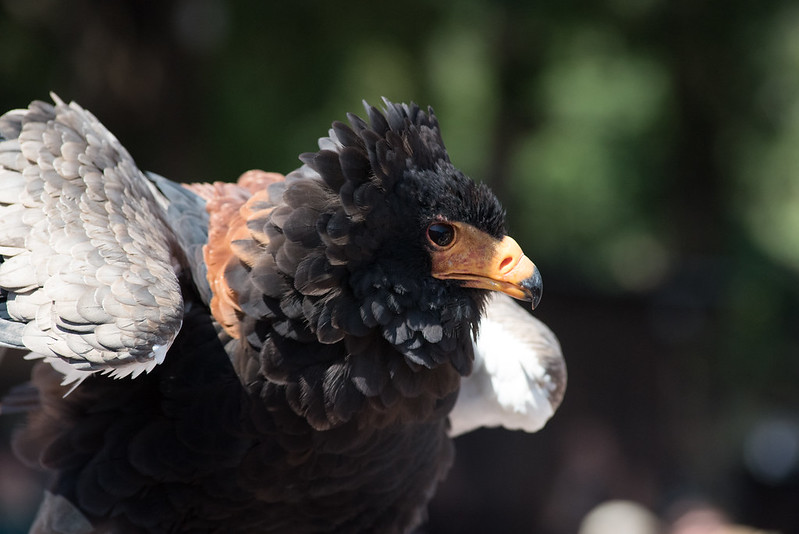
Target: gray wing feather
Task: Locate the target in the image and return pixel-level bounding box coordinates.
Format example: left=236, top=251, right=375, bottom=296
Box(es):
left=29, top=491, right=94, bottom=534
left=145, top=171, right=212, bottom=305
left=0, top=94, right=186, bottom=380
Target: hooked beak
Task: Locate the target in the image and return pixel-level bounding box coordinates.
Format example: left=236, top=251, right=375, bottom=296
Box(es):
left=430, top=222, right=543, bottom=309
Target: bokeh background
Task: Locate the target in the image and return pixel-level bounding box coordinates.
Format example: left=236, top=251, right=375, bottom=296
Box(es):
left=1, top=0, right=799, bottom=532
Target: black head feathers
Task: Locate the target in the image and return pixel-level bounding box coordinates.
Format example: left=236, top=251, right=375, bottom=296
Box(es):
left=238, top=99, right=509, bottom=428
left=300, top=99, right=506, bottom=251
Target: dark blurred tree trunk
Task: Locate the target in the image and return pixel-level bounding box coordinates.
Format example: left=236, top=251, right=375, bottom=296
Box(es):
left=483, top=7, right=541, bottom=204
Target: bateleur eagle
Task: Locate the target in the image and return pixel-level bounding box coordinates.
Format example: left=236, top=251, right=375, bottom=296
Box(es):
left=0, top=95, right=565, bottom=534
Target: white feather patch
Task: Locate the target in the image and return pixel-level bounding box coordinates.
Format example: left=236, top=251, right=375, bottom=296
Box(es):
left=449, top=294, right=564, bottom=437
left=23, top=321, right=179, bottom=396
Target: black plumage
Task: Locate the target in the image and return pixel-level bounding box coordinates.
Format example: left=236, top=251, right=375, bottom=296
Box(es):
left=0, top=96, right=555, bottom=533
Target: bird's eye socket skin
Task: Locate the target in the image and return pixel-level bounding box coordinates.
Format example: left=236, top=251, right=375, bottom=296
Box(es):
left=427, top=222, right=456, bottom=248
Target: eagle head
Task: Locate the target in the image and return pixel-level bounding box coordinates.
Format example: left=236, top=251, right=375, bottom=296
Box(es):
left=231, top=99, right=542, bottom=428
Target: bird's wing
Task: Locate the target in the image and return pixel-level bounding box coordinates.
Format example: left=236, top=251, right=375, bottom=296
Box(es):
left=448, top=292, right=566, bottom=437
left=28, top=491, right=94, bottom=534
left=144, top=171, right=212, bottom=305
left=0, top=95, right=198, bottom=385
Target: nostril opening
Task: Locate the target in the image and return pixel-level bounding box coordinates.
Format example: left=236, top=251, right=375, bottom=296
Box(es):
left=499, top=256, right=513, bottom=273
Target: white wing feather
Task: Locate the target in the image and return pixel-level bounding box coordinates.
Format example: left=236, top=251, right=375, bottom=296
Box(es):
left=449, top=293, right=566, bottom=437
left=0, top=95, right=187, bottom=384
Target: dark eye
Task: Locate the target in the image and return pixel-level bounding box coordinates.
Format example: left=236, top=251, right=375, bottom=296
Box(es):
left=427, top=222, right=455, bottom=247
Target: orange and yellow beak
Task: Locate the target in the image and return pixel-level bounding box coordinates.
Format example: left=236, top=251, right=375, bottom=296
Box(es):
left=429, top=222, right=543, bottom=309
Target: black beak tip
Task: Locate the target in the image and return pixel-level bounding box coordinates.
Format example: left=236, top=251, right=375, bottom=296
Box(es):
left=522, top=266, right=543, bottom=310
